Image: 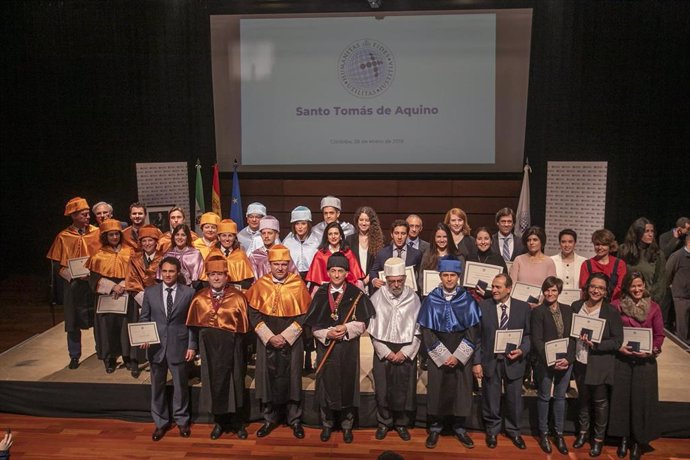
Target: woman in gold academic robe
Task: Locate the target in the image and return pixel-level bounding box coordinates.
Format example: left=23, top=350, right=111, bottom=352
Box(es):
left=86, top=219, right=134, bottom=373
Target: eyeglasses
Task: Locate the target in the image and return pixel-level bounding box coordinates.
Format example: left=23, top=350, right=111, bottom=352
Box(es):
left=588, top=285, right=607, bottom=292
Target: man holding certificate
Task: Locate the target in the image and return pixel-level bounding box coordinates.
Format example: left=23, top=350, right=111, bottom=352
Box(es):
left=418, top=258, right=481, bottom=449
left=140, top=257, right=197, bottom=441
left=245, top=245, right=311, bottom=440
left=473, top=273, right=531, bottom=450
left=46, top=197, right=101, bottom=370
left=368, top=257, right=422, bottom=442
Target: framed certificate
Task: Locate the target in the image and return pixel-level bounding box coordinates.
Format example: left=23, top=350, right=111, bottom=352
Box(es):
left=378, top=266, right=417, bottom=291
left=68, top=256, right=90, bottom=279
left=570, top=314, right=606, bottom=343
left=545, top=337, right=570, bottom=366
left=128, top=322, right=160, bottom=346
left=559, top=289, right=582, bottom=306
left=96, top=293, right=129, bottom=314
left=623, top=327, right=653, bottom=353
left=422, top=270, right=440, bottom=296
left=493, top=329, right=523, bottom=354
left=462, top=261, right=503, bottom=289
left=511, top=282, right=542, bottom=304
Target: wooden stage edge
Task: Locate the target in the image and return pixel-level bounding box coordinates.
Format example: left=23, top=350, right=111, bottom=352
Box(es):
left=1, top=323, right=690, bottom=440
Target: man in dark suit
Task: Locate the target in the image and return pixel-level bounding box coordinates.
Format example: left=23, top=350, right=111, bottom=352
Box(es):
left=406, top=214, right=430, bottom=255
left=473, top=273, right=531, bottom=450
left=140, top=256, right=197, bottom=441
left=370, top=219, right=422, bottom=291
left=491, top=208, right=526, bottom=262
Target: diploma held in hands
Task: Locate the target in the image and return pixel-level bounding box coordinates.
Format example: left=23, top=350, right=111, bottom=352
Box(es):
left=96, top=293, right=129, bottom=314
left=68, top=256, right=90, bottom=279
left=422, top=270, right=440, bottom=296
left=128, top=322, right=160, bottom=346
left=462, top=261, right=503, bottom=289
left=570, top=314, right=606, bottom=343
left=493, top=329, right=523, bottom=354
left=623, top=327, right=652, bottom=353
left=545, top=338, right=570, bottom=366
left=511, top=282, right=541, bottom=303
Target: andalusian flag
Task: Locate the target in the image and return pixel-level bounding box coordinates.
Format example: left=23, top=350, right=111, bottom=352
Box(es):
left=194, top=160, right=205, bottom=234
left=212, top=164, right=222, bottom=217
left=515, top=160, right=532, bottom=238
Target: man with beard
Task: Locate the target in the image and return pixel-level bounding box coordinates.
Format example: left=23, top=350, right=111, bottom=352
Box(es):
left=186, top=254, right=250, bottom=440
left=245, top=245, right=312, bottom=439
left=122, top=202, right=147, bottom=250
left=368, top=257, right=422, bottom=442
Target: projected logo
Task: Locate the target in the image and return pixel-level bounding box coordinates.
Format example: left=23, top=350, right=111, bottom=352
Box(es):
left=338, top=39, right=395, bottom=98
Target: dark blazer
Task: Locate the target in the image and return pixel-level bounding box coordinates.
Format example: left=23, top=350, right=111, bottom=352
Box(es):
left=345, top=234, right=376, bottom=276
left=369, top=244, right=423, bottom=284
left=571, top=300, right=624, bottom=385
left=408, top=238, right=430, bottom=256
left=140, top=282, right=197, bottom=364
left=491, top=232, right=525, bottom=261
left=474, top=298, right=531, bottom=380
left=531, top=302, right=576, bottom=367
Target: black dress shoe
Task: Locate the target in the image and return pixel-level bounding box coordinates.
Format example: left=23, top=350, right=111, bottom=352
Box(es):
left=256, top=422, right=277, bottom=438
left=590, top=439, right=603, bottom=457
left=630, top=442, right=641, bottom=460
left=210, top=424, right=224, bottom=440
left=105, top=358, right=117, bottom=374
left=68, top=358, right=79, bottom=369
left=509, top=434, right=526, bottom=450
left=394, top=426, right=410, bottom=441
left=236, top=425, right=248, bottom=440
left=554, top=435, right=569, bottom=455
left=486, top=434, right=497, bottom=448
left=617, top=437, right=629, bottom=458
left=375, top=426, right=389, bottom=440
left=425, top=431, right=439, bottom=449
left=539, top=434, right=552, bottom=453
left=574, top=432, right=588, bottom=448
left=292, top=423, right=305, bottom=439
left=320, top=427, right=332, bottom=442
left=178, top=424, right=191, bottom=438
left=456, top=431, right=474, bottom=448
left=152, top=425, right=169, bottom=441
left=131, top=366, right=141, bottom=378
left=343, top=429, right=353, bottom=443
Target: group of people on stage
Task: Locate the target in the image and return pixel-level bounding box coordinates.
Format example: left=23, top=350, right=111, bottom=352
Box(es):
left=47, top=195, right=688, bottom=458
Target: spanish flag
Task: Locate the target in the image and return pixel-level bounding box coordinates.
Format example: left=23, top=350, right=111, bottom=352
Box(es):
left=211, top=163, right=222, bottom=217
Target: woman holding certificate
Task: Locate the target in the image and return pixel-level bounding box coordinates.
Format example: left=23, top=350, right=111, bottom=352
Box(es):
left=86, top=219, right=134, bottom=374
left=531, top=276, right=575, bottom=455
left=571, top=272, right=624, bottom=457
left=162, top=224, right=204, bottom=289
left=465, top=227, right=507, bottom=300
left=418, top=223, right=459, bottom=294
left=509, top=226, right=557, bottom=307
left=609, top=272, right=664, bottom=460
left=444, top=208, right=476, bottom=259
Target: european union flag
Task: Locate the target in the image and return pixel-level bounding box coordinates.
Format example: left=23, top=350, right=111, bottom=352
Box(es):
left=230, top=164, right=244, bottom=227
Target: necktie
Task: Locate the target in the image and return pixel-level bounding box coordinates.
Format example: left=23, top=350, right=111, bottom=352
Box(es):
left=396, top=248, right=403, bottom=258
left=499, top=304, right=508, bottom=330
left=144, top=256, right=151, bottom=268
left=166, top=287, right=174, bottom=318
left=224, top=248, right=230, bottom=257
left=408, top=240, right=414, bottom=249
left=502, top=237, right=510, bottom=261
left=78, top=228, right=85, bottom=235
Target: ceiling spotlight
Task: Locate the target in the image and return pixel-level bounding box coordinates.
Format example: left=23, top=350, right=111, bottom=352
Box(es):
left=367, top=0, right=381, bottom=8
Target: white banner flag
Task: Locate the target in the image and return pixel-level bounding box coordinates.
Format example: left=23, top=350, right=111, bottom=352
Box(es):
left=515, top=162, right=532, bottom=238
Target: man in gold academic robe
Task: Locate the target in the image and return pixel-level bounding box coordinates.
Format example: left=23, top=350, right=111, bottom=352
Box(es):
left=245, top=244, right=312, bottom=439
left=46, top=197, right=101, bottom=369
left=125, top=224, right=163, bottom=377
left=186, top=254, right=250, bottom=441
left=122, top=202, right=147, bottom=250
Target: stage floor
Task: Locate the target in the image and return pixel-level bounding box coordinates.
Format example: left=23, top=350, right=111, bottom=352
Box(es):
left=1, top=323, right=689, bottom=436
